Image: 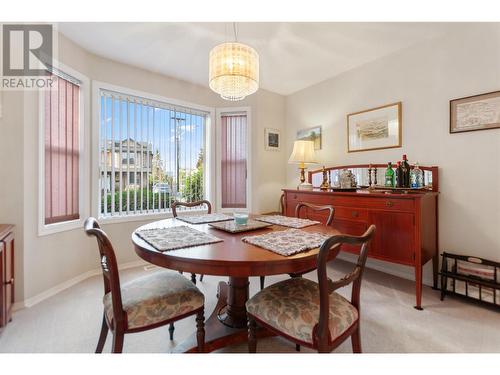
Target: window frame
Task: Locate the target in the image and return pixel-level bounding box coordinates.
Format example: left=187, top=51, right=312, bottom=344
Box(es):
left=38, top=63, right=90, bottom=236
left=215, top=107, right=252, bottom=213
left=92, top=81, right=215, bottom=224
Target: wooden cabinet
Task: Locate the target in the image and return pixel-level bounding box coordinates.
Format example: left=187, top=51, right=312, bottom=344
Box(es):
left=0, top=225, right=15, bottom=330
left=283, top=189, right=438, bottom=310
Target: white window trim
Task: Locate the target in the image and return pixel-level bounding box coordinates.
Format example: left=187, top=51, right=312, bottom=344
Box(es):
left=215, top=107, right=252, bottom=213
left=91, top=81, right=216, bottom=224
left=38, top=62, right=90, bottom=236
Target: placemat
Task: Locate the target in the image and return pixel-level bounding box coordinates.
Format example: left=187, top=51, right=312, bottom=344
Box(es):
left=242, top=229, right=329, bottom=256
left=136, top=226, right=223, bottom=252
left=209, top=219, right=272, bottom=233
left=175, top=213, right=233, bottom=224
left=255, top=215, right=321, bottom=228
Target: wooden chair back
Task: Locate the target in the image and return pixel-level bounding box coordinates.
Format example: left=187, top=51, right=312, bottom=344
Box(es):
left=315, top=225, right=376, bottom=348
left=279, top=193, right=285, bottom=215
left=171, top=200, right=212, bottom=217
left=295, top=202, right=335, bottom=226
left=84, top=217, right=125, bottom=329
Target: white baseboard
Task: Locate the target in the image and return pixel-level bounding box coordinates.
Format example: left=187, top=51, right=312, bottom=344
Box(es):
left=336, top=252, right=434, bottom=287
left=13, top=260, right=147, bottom=311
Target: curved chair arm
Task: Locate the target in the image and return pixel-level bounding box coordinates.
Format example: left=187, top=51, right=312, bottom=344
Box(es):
left=315, top=225, right=376, bottom=349
left=171, top=200, right=212, bottom=217
left=295, top=202, right=335, bottom=226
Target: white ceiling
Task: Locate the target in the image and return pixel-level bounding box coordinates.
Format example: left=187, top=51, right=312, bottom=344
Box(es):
left=57, top=22, right=463, bottom=96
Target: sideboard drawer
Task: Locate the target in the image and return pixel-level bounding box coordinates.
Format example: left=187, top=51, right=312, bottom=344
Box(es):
left=362, top=197, right=414, bottom=212
left=334, top=207, right=368, bottom=222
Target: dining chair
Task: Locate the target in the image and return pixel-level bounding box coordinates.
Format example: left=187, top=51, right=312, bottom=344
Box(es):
left=259, top=201, right=335, bottom=290
left=84, top=217, right=205, bottom=353
left=247, top=225, right=376, bottom=353
left=171, top=199, right=212, bottom=284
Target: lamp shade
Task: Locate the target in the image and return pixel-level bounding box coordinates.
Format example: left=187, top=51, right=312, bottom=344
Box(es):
left=209, top=42, right=259, bottom=101
left=288, top=140, right=317, bottom=164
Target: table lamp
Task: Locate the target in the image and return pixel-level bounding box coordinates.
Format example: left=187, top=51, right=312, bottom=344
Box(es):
left=288, top=140, right=317, bottom=190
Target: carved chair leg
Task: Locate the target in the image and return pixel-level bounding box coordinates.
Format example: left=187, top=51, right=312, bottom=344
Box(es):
left=295, top=344, right=300, bottom=352
left=351, top=325, right=362, bottom=353
left=95, top=313, right=109, bottom=353
left=248, top=317, right=257, bottom=353
left=259, top=276, right=265, bottom=290
left=191, top=273, right=197, bottom=284
left=112, top=329, right=125, bottom=353
left=196, top=310, right=205, bottom=353
left=168, top=323, right=175, bottom=341
left=200, top=274, right=204, bottom=282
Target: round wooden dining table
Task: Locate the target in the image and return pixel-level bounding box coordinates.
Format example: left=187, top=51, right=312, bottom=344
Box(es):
left=132, top=216, right=341, bottom=352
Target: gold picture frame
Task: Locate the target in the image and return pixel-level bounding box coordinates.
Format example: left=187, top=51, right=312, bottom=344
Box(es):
left=450, top=90, right=500, bottom=134
left=347, top=102, right=402, bottom=153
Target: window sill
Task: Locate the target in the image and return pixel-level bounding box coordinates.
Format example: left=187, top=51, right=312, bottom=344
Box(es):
left=97, top=208, right=208, bottom=225
left=38, top=218, right=85, bottom=237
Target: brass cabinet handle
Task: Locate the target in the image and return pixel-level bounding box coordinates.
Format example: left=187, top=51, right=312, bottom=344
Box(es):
left=385, top=201, right=394, bottom=207
left=5, top=278, right=14, bottom=285
left=351, top=211, right=359, bottom=218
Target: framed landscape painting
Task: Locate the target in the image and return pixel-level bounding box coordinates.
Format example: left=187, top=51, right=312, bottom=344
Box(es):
left=297, top=126, right=322, bottom=150
left=347, top=102, right=402, bottom=153
left=450, top=90, right=500, bottom=134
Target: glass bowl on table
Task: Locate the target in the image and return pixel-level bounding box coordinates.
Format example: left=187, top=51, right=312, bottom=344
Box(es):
left=233, top=211, right=249, bottom=226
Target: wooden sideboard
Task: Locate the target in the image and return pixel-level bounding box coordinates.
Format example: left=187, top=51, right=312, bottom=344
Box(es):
left=0, top=224, right=15, bottom=331
left=283, top=164, right=439, bottom=310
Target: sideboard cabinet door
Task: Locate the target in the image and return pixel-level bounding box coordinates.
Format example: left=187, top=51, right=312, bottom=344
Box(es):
left=369, top=211, right=415, bottom=265
left=0, top=241, right=4, bottom=327
left=3, top=233, right=14, bottom=324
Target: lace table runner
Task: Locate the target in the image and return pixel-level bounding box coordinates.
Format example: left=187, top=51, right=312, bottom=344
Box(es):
left=136, top=226, right=223, bottom=252
left=255, top=215, right=321, bottom=228
left=242, top=229, right=329, bottom=256
left=175, top=213, right=233, bottom=224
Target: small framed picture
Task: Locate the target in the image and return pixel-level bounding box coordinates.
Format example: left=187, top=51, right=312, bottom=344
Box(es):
left=450, top=90, right=500, bottom=133
left=347, top=102, right=402, bottom=153
left=265, top=128, right=281, bottom=151
left=297, top=126, right=322, bottom=150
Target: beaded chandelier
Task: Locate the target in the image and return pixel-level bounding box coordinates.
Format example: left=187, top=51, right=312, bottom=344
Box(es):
left=209, top=26, right=259, bottom=101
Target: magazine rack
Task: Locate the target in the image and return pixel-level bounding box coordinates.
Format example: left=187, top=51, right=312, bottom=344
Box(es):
left=440, top=252, right=500, bottom=309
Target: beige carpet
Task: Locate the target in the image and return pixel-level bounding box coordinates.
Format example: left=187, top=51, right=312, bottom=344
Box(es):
left=1, top=260, right=499, bottom=353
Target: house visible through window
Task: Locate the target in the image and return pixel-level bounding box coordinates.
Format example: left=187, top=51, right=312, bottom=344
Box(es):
left=99, top=89, right=208, bottom=217
left=44, top=73, right=81, bottom=225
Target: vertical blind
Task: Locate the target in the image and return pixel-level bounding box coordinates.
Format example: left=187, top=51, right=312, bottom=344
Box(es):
left=99, top=89, right=207, bottom=217
left=44, top=74, right=81, bottom=225
left=221, top=113, right=247, bottom=208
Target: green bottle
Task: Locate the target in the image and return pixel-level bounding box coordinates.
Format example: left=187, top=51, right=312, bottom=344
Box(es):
left=385, top=162, right=395, bottom=187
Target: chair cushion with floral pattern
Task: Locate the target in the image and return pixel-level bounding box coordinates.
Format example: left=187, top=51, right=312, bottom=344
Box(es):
left=246, top=277, right=358, bottom=344
left=103, top=270, right=204, bottom=330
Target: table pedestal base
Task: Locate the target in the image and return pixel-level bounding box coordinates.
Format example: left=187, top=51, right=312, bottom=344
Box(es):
left=172, top=278, right=273, bottom=353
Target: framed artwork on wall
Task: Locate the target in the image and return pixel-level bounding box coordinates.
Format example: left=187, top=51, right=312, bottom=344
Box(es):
left=450, top=90, right=500, bottom=134
left=347, top=102, right=402, bottom=153
left=297, top=125, right=322, bottom=150
left=264, top=128, right=281, bottom=151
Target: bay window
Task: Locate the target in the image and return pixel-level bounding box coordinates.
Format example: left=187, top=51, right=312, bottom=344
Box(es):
left=97, top=87, right=209, bottom=218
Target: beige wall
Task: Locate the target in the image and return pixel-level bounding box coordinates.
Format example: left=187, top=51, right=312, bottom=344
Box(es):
left=1, top=33, right=286, bottom=302
left=286, top=24, right=500, bottom=283
left=3, top=24, right=499, bottom=303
